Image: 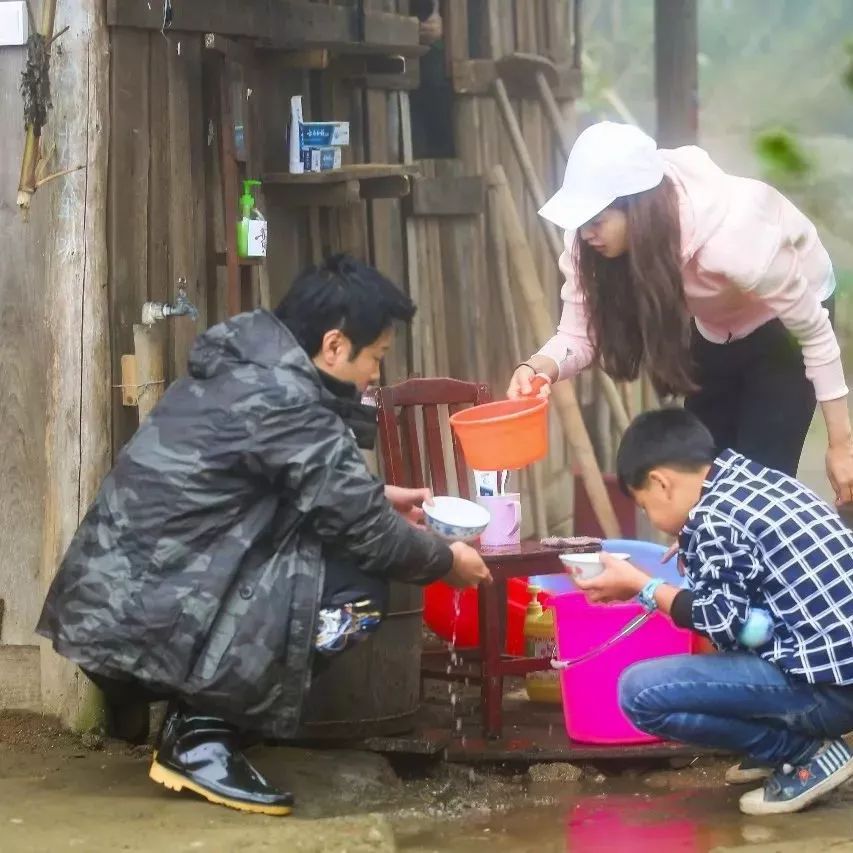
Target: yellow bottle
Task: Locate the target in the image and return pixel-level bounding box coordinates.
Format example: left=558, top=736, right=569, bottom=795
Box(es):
left=524, top=585, right=562, bottom=704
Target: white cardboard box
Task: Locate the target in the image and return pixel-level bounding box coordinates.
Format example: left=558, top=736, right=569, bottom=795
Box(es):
left=0, top=2, right=28, bottom=47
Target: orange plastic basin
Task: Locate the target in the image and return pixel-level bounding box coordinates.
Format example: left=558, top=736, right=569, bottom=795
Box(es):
left=449, top=397, right=549, bottom=470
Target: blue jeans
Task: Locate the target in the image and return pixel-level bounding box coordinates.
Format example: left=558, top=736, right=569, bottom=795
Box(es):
left=619, top=653, right=853, bottom=767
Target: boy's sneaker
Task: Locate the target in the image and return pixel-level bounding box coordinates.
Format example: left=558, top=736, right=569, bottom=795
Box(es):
left=725, top=757, right=771, bottom=785
left=740, top=739, right=853, bottom=815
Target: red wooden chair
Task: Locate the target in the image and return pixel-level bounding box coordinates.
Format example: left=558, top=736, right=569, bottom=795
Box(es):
left=374, top=377, right=566, bottom=739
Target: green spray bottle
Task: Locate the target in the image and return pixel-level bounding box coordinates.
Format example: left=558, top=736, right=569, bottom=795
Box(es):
left=237, top=180, right=264, bottom=258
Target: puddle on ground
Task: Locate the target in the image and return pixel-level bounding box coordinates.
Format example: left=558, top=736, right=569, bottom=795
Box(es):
left=395, top=783, right=853, bottom=852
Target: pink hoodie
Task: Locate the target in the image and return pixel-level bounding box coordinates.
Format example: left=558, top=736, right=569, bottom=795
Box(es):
left=537, top=146, right=848, bottom=402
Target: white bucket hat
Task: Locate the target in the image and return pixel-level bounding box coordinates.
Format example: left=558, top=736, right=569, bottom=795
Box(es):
left=539, top=121, right=665, bottom=231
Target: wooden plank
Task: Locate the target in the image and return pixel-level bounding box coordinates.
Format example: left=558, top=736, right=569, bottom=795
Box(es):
left=420, top=161, right=449, bottom=377
left=202, top=51, right=229, bottom=325
left=264, top=163, right=418, bottom=184
left=441, top=0, right=469, bottom=72
left=147, top=33, right=171, bottom=336
left=202, top=32, right=256, bottom=67
left=107, top=0, right=351, bottom=43
left=400, top=89, right=423, bottom=376
left=108, top=1, right=423, bottom=53
left=433, top=160, right=466, bottom=379
left=217, top=56, right=242, bottom=316
left=496, top=52, right=559, bottom=92
left=362, top=10, right=419, bottom=47
left=167, top=34, right=206, bottom=377
left=544, top=0, right=569, bottom=62
left=423, top=406, right=448, bottom=495
left=486, top=0, right=503, bottom=59
left=334, top=53, right=407, bottom=76
left=514, top=1, right=536, bottom=53
left=553, top=63, right=583, bottom=101
left=364, top=60, right=421, bottom=91
left=41, top=0, right=112, bottom=728
left=270, top=179, right=361, bottom=208
left=409, top=175, right=485, bottom=216
left=451, top=96, right=488, bottom=384
left=401, top=407, right=425, bottom=487
left=452, top=59, right=496, bottom=95
left=0, top=646, right=41, bottom=712
left=120, top=355, right=139, bottom=406
left=108, top=28, right=150, bottom=454
left=0, top=32, right=50, bottom=648
left=366, top=88, right=403, bottom=383
left=133, top=324, right=168, bottom=422
left=359, top=174, right=411, bottom=200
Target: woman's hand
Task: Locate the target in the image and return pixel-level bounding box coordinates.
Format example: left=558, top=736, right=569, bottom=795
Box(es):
left=507, top=357, right=557, bottom=399
left=568, top=554, right=649, bottom=604
left=826, top=439, right=853, bottom=506
left=385, top=485, right=433, bottom=527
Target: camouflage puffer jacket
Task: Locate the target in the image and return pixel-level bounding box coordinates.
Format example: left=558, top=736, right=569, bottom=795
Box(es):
left=37, top=310, right=452, bottom=737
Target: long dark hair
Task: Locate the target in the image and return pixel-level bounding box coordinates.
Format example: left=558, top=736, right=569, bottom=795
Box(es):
left=575, top=176, right=697, bottom=396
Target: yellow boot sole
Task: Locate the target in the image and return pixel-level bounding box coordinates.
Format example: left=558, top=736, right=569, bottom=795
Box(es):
left=149, top=760, right=292, bottom=816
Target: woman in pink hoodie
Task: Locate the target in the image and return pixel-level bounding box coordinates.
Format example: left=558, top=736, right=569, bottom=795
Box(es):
left=508, top=122, right=853, bottom=504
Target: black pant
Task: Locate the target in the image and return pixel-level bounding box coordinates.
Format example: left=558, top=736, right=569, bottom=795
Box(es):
left=87, top=555, right=388, bottom=704
left=321, top=553, right=389, bottom=612
left=685, top=303, right=833, bottom=476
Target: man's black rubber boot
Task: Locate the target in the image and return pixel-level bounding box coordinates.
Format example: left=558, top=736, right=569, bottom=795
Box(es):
left=149, top=708, right=293, bottom=815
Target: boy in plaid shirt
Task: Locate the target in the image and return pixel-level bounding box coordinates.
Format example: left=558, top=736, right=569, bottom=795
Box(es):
left=572, top=408, right=853, bottom=815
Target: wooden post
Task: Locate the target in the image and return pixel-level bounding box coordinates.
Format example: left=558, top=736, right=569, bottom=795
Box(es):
left=654, top=0, right=698, bottom=148
left=492, top=167, right=621, bottom=538
left=39, top=0, right=112, bottom=732
left=133, top=325, right=168, bottom=423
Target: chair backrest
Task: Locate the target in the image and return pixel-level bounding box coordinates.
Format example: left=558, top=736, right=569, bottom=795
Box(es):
left=375, top=377, right=492, bottom=498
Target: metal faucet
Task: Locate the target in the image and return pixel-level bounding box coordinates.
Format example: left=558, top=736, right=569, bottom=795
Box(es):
left=141, top=279, right=199, bottom=326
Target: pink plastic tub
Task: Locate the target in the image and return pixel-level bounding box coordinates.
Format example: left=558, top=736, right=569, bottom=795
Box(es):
left=552, top=592, right=694, bottom=744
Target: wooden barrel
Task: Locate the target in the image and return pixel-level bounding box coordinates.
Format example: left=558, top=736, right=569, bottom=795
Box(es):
left=297, top=582, right=423, bottom=739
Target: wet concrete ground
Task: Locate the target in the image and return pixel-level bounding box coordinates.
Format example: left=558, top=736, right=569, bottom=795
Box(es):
left=3, top=713, right=853, bottom=853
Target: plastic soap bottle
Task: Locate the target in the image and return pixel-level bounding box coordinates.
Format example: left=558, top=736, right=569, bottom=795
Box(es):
left=524, top=585, right=562, bottom=704
left=237, top=179, right=267, bottom=258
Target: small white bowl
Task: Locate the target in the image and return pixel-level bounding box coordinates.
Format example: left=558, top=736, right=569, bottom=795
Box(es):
left=559, top=551, right=631, bottom=580
left=424, top=496, right=491, bottom=543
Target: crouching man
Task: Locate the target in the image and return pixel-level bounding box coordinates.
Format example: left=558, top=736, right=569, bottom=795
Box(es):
left=37, top=255, right=491, bottom=816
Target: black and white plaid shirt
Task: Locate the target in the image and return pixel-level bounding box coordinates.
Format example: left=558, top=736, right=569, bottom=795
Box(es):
left=680, top=450, right=853, bottom=685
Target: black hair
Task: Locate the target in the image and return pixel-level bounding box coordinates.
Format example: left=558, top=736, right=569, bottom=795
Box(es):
left=274, top=254, right=416, bottom=358
left=616, top=408, right=716, bottom=496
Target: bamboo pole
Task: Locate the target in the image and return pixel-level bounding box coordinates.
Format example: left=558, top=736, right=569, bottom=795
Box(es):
left=17, top=0, right=59, bottom=213
left=487, top=173, right=548, bottom=537
left=495, top=76, right=631, bottom=436
left=494, top=78, right=562, bottom=259
left=492, top=166, right=620, bottom=538
left=536, top=71, right=574, bottom=158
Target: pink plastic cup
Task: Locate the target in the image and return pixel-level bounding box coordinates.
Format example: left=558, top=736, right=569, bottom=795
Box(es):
left=478, top=493, right=521, bottom=547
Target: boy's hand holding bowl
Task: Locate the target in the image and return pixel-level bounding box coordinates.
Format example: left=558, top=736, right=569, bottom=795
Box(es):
left=561, top=552, right=650, bottom=604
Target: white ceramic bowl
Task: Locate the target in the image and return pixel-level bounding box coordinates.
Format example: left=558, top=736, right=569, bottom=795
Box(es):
left=559, top=551, right=631, bottom=580
left=424, top=496, right=491, bottom=543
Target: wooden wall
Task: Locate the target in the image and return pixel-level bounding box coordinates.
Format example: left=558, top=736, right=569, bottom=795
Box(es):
left=104, top=0, right=584, bottom=525
left=0, top=0, right=585, bottom=721
left=0, top=0, right=111, bottom=725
